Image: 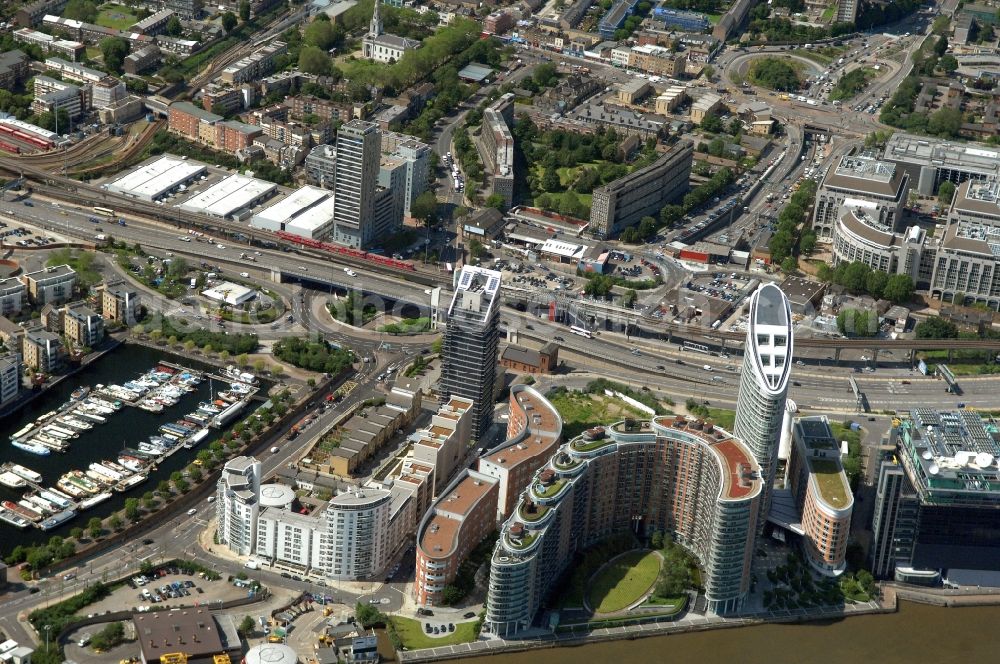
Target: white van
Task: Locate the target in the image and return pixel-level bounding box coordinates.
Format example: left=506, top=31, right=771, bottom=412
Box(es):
left=703, top=365, right=713, bottom=372
left=244, top=560, right=260, bottom=570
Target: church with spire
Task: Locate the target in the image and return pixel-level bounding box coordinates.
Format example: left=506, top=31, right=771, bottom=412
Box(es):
left=362, top=0, right=420, bottom=64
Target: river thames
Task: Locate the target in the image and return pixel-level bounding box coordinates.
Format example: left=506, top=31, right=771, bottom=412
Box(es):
left=456, top=601, right=1000, bottom=664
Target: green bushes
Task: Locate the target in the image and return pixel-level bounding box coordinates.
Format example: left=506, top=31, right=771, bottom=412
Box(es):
left=28, top=582, right=113, bottom=635
left=748, top=57, right=801, bottom=91
left=273, top=337, right=354, bottom=373
left=379, top=317, right=432, bottom=334
left=150, top=316, right=259, bottom=355
left=90, top=622, right=125, bottom=652
left=585, top=378, right=671, bottom=413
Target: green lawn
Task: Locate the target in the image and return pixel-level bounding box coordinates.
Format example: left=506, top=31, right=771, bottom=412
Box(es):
left=821, top=6, right=835, bottom=20
left=588, top=550, right=661, bottom=614
left=809, top=458, right=850, bottom=508
left=706, top=12, right=722, bottom=24
left=96, top=4, right=138, bottom=30
left=390, top=617, right=478, bottom=650
left=85, top=46, right=102, bottom=61
left=548, top=393, right=646, bottom=439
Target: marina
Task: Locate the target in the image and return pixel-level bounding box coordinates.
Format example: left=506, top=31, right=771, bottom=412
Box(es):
left=0, top=346, right=261, bottom=538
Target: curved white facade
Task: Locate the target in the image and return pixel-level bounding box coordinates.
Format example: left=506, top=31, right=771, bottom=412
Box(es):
left=734, top=283, right=793, bottom=528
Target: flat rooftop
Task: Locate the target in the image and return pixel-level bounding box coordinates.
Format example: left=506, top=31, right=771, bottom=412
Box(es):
left=418, top=471, right=497, bottom=560
left=883, top=132, right=1000, bottom=177
left=107, top=155, right=207, bottom=200
left=179, top=173, right=276, bottom=217
left=823, top=154, right=905, bottom=198
left=253, top=185, right=331, bottom=226
left=134, top=609, right=225, bottom=661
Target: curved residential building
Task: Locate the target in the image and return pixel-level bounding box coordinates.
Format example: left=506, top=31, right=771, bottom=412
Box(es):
left=217, top=456, right=261, bottom=556
left=478, top=385, right=564, bottom=518
left=485, top=416, right=762, bottom=637
left=788, top=416, right=853, bottom=576
left=734, top=283, right=792, bottom=528
left=415, top=384, right=562, bottom=606
left=414, top=470, right=499, bottom=606
left=320, top=487, right=392, bottom=580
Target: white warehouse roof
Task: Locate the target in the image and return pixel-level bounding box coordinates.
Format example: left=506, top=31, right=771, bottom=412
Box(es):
left=285, top=196, right=337, bottom=239
left=106, top=156, right=207, bottom=201
left=179, top=174, right=276, bottom=218
left=201, top=281, right=257, bottom=306
left=251, top=185, right=330, bottom=229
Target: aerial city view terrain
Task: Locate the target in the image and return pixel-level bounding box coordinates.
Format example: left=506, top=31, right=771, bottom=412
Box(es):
left=0, top=0, right=998, bottom=660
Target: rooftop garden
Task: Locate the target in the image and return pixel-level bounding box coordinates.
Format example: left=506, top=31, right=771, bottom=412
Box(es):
left=518, top=501, right=551, bottom=523
left=533, top=479, right=566, bottom=499
left=507, top=530, right=537, bottom=550
left=810, top=458, right=850, bottom=508
left=548, top=381, right=672, bottom=439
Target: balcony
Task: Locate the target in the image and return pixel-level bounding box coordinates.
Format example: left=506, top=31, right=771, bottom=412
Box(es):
left=531, top=478, right=567, bottom=502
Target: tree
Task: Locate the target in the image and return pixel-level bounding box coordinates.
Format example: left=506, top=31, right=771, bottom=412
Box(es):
left=650, top=531, right=664, bottom=549
left=915, top=317, right=958, bottom=339
left=638, top=216, right=657, bottom=238
left=221, top=11, right=238, bottom=33
left=938, top=180, right=956, bottom=205
left=939, top=54, right=959, bottom=74
left=484, top=193, right=506, bottom=211
left=542, top=167, right=562, bottom=193
left=87, top=517, right=103, bottom=539
left=533, top=62, right=558, bottom=87
left=305, top=19, right=338, bottom=50
left=356, top=602, right=384, bottom=627
left=748, top=57, right=800, bottom=91
left=781, top=256, right=797, bottom=273
left=109, top=514, right=123, bottom=531
left=236, top=353, right=249, bottom=368
left=927, top=107, right=962, bottom=138
left=36, top=109, right=70, bottom=134
left=238, top=615, right=255, bottom=636
left=883, top=274, right=914, bottom=304
left=70, top=526, right=83, bottom=540
left=299, top=46, right=333, bottom=75
left=703, top=64, right=715, bottom=80
left=189, top=466, right=203, bottom=482
left=124, top=498, right=140, bottom=521
left=63, top=0, right=98, bottom=22
left=239, top=0, right=251, bottom=22
left=799, top=231, right=816, bottom=255
left=622, top=288, right=638, bottom=308
left=165, top=15, right=182, bottom=36
left=100, top=37, right=130, bottom=75
left=837, top=308, right=875, bottom=337
left=411, top=190, right=438, bottom=225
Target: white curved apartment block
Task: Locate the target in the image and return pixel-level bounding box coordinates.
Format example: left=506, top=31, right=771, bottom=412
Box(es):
left=320, top=487, right=392, bottom=579
left=217, top=456, right=262, bottom=556
left=734, top=282, right=793, bottom=526
left=485, top=416, right=762, bottom=637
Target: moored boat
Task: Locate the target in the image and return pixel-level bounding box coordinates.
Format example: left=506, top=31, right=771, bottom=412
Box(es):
left=11, top=440, right=51, bottom=456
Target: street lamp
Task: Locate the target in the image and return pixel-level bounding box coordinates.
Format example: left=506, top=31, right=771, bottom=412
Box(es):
left=44, top=624, right=51, bottom=653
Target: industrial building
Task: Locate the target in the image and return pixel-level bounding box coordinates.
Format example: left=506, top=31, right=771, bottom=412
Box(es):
left=178, top=173, right=276, bottom=219
left=251, top=185, right=336, bottom=239
left=106, top=155, right=208, bottom=202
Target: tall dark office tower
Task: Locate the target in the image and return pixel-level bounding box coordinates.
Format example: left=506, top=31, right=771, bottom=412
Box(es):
left=440, top=265, right=502, bottom=441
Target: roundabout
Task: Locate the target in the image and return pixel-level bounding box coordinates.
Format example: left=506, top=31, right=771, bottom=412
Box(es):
left=729, top=52, right=825, bottom=90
